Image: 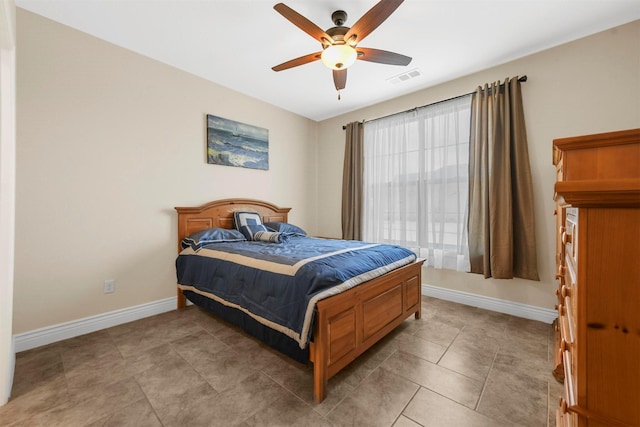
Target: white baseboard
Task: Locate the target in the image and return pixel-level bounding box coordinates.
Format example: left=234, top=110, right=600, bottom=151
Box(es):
left=13, top=286, right=555, bottom=353
left=422, top=284, right=556, bottom=324
left=14, top=297, right=176, bottom=353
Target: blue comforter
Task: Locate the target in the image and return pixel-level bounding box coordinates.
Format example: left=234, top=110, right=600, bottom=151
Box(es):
left=176, top=236, right=416, bottom=349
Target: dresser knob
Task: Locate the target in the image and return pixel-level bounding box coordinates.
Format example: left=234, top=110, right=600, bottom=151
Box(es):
left=559, top=397, right=568, bottom=414
left=562, top=231, right=572, bottom=245
left=560, top=339, right=568, bottom=352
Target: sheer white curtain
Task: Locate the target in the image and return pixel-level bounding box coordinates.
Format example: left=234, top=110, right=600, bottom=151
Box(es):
left=363, top=95, right=472, bottom=271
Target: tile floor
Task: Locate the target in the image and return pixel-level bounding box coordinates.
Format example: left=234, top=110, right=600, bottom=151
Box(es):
left=1, top=296, right=562, bottom=426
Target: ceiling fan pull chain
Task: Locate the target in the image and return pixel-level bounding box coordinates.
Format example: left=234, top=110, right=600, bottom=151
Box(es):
left=338, top=90, right=341, bottom=101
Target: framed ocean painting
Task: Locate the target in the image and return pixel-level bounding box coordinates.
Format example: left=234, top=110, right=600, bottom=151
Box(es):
left=206, top=114, right=269, bottom=170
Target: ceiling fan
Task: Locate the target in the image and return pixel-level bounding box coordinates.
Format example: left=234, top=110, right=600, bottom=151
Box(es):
left=271, top=0, right=412, bottom=97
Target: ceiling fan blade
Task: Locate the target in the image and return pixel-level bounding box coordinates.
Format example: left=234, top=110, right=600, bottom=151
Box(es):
left=272, top=52, right=322, bottom=71
left=274, top=3, right=332, bottom=44
left=333, top=69, right=347, bottom=90
left=344, top=0, right=404, bottom=45
left=356, top=47, right=412, bottom=66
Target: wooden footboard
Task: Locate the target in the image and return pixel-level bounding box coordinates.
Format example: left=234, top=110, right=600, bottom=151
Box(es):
left=309, top=258, right=425, bottom=402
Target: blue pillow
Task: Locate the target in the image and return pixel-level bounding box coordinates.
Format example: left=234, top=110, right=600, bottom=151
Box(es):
left=239, top=223, right=269, bottom=241
left=233, top=211, right=263, bottom=230
left=264, top=222, right=307, bottom=237
left=181, top=228, right=246, bottom=250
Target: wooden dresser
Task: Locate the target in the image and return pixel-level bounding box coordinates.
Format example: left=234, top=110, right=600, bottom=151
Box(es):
left=552, top=128, right=640, bottom=427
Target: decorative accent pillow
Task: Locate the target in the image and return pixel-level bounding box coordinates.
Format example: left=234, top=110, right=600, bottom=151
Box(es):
left=253, top=230, right=289, bottom=243
left=239, top=223, right=269, bottom=241
left=233, top=211, right=263, bottom=230
left=264, top=222, right=307, bottom=237
left=181, top=228, right=246, bottom=250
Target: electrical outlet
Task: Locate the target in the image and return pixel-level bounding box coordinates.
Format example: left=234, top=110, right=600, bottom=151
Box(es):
left=104, top=279, right=115, bottom=294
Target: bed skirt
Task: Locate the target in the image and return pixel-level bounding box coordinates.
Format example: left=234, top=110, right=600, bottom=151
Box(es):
left=182, top=289, right=310, bottom=363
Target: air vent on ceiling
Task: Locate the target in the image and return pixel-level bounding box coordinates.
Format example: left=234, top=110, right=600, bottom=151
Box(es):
left=386, top=68, right=423, bottom=85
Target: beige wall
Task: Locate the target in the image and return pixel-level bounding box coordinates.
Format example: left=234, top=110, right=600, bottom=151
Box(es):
left=316, top=20, right=640, bottom=310
left=15, top=9, right=640, bottom=335
left=14, top=9, right=318, bottom=333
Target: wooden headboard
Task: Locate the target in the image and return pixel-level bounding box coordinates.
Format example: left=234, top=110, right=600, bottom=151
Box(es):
left=174, top=198, right=291, bottom=253
left=174, top=198, right=291, bottom=309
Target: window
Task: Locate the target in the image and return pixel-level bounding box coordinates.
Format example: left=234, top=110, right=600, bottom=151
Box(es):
left=363, top=95, right=472, bottom=271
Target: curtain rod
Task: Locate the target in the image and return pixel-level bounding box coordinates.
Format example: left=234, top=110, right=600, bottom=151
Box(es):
left=342, top=75, right=527, bottom=130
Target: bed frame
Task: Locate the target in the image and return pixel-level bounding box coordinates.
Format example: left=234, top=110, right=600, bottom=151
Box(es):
left=174, top=198, right=425, bottom=402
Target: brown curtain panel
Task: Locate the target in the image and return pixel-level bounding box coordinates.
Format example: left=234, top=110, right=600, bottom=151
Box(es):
left=341, top=121, right=364, bottom=240
left=468, top=77, right=539, bottom=280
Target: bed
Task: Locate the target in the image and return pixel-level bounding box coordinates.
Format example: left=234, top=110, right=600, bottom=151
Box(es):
left=174, top=198, right=425, bottom=402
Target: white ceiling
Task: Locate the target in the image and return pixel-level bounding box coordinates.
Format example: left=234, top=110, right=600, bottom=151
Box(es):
left=16, top=0, right=640, bottom=121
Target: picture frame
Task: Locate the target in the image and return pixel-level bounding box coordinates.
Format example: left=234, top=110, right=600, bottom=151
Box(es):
left=206, top=114, right=269, bottom=170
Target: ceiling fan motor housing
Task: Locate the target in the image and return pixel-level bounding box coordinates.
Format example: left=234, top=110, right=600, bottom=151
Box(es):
left=326, top=25, right=349, bottom=45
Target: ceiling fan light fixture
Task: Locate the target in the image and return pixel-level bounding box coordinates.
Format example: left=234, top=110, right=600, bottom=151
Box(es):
left=321, top=44, right=357, bottom=70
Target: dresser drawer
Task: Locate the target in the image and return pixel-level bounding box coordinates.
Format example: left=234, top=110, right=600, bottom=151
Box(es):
left=562, top=256, right=578, bottom=331
left=559, top=298, right=575, bottom=341
left=562, top=349, right=577, bottom=408
left=554, top=272, right=565, bottom=306
left=563, top=208, right=578, bottom=268
left=555, top=206, right=566, bottom=268
left=557, top=308, right=578, bottom=406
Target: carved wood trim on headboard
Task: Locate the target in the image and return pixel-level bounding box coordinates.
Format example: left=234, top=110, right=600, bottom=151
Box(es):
left=174, top=198, right=291, bottom=253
